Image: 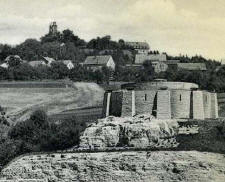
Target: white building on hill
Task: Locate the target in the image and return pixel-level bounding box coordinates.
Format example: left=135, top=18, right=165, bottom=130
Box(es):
left=83, top=55, right=115, bottom=71
left=125, top=42, right=150, bottom=54
left=135, top=53, right=167, bottom=64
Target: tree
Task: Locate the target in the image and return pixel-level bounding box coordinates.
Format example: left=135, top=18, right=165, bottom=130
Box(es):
left=50, top=61, right=69, bottom=79
left=0, top=44, right=13, bottom=60
left=40, top=32, right=61, bottom=43
left=0, top=67, right=8, bottom=80
left=61, top=29, right=86, bottom=46
left=15, top=39, right=42, bottom=61
left=11, top=63, right=36, bottom=80
left=7, top=56, right=22, bottom=67
left=41, top=41, right=61, bottom=60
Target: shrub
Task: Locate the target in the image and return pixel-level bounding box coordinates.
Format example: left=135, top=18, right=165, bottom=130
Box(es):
left=8, top=110, right=86, bottom=152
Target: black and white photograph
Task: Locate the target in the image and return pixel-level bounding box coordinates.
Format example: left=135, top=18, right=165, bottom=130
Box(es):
left=0, top=0, right=225, bottom=181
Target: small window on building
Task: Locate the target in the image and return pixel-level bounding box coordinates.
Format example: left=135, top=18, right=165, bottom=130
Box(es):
left=145, top=94, right=147, bottom=101
left=179, top=94, right=182, bottom=101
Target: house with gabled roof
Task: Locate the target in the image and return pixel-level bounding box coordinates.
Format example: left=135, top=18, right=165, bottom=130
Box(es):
left=125, top=42, right=150, bottom=54
left=42, top=56, right=55, bottom=66
left=29, top=56, right=56, bottom=68
left=177, top=63, right=207, bottom=71
left=28, top=61, right=45, bottom=67
left=135, top=53, right=167, bottom=64
left=83, top=55, right=115, bottom=71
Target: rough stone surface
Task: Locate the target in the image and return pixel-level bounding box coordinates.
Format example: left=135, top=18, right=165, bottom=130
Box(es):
left=135, top=90, right=157, bottom=116
left=79, top=114, right=179, bottom=149
left=193, top=91, right=205, bottom=119
left=0, top=151, right=225, bottom=182
left=171, top=90, right=191, bottom=119
left=157, top=90, right=171, bottom=119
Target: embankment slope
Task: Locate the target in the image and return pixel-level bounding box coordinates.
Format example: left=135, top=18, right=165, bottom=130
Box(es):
left=1, top=115, right=225, bottom=181
left=0, top=151, right=224, bottom=182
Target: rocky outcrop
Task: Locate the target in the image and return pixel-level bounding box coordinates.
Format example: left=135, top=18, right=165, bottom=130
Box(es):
left=1, top=115, right=225, bottom=181
left=79, top=114, right=179, bottom=149
left=0, top=151, right=225, bottom=182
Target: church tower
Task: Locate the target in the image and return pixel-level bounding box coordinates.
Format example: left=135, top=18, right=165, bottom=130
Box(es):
left=49, top=22, right=58, bottom=35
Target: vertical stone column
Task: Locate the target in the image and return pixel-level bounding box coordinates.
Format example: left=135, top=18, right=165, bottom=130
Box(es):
left=203, top=92, right=211, bottom=118
left=192, top=91, right=205, bottom=119
left=132, top=90, right=136, bottom=117
left=157, top=90, right=171, bottom=119
left=121, top=90, right=132, bottom=117
left=211, top=93, right=219, bottom=119
left=106, top=92, right=111, bottom=117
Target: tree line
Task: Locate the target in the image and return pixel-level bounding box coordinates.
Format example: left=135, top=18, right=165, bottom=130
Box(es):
left=1, top=28, right=225, bottom=92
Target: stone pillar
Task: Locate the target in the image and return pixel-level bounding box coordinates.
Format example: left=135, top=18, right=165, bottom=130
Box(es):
left=203, top=91, right=211, bottom=118
left=157, top=90, right=171, bottom=119
left=192, top=91, right=205, bottom=119
left=211, top=93, right=219, bottom=119
left=106, top=92, right=111, bottom=117
left=132, top=90, right=136, bottom=117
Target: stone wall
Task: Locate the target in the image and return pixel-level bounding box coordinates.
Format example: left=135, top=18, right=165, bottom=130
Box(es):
left=203, top=91, right=212, bottom=118
left=211, top=93, right=219, bottom=119
left=171, top=90, right=191, bottom=119
left=121, top=90, right=132, bottom=117
left=157, top=90, right=171, bottom=119
left=135, top=90, right=157, bottom=115
left=102, top=92, right=108, bottom=117
left=102, top=88, right=218, bottom=119
left=193, top=91, right=205, bottom=119
left=110, top=91, right=123, bottom=117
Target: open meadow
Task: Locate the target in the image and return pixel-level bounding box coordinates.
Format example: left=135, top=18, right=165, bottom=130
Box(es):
left=0, top=82, right=104, bottom=122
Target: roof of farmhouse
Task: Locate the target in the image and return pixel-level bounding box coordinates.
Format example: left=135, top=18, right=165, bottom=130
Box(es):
left=83, top=55, right=113, bottom=65
left=177, top=63, right=207, bottom=71
left=165, top=60, right=180, bottom=64
left=42, top=56, right=55, bottom=63
left=135, top=53, right=167, bottom=64
left=28, top=61, right=44, bottom=67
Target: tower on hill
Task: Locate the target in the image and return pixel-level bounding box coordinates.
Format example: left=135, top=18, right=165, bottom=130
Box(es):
left=49, top=22, right=58, bottom=35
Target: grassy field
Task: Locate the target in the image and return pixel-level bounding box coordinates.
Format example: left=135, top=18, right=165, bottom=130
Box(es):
left=0, top=82, right=104, bottom=122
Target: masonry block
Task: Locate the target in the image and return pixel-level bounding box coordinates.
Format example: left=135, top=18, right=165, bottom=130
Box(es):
left=171, top=90, right=191, bottom=119
left=157, top=90, right=171, bottom=119
left=193, top=91, right=205, bottom=119
left=211, top=93, right=219, bottom=119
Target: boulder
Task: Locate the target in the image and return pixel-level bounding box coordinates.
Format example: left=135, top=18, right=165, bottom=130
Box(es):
left=79, top=114, right=179, bottom=149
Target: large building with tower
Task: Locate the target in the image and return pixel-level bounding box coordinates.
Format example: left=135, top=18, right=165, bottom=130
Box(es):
left=102, top=81, right=218, bottom=120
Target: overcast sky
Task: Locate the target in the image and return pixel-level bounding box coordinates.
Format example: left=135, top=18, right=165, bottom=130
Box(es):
left=0, top=0, right=225, bottom=61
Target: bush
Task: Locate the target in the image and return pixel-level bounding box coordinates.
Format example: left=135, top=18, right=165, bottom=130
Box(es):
left=1, top=110, right=87, bottom=171
left=40, top=117, right=86, bottom=151
left=8, top=110, right=86, bottom=152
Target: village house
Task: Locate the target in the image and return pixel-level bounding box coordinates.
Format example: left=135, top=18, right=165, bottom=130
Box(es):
left=125, top=42, right=150, bottom=54
left=60, top=60, right=74, bottom=69
left=29, top=57, right=56, bottom=68
left=165, top=60, right=180, bottom=70
left=83, top=55, right=115, bottom=71
left=151, top=61, right=168, bottom=73
left=28, top=61, right=45, bottom=67
left=135, top=53, right=167, bottom=64
left=176, top=63, right=207, bottom=71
